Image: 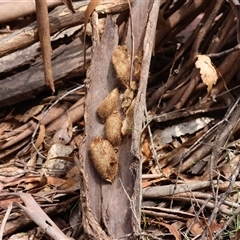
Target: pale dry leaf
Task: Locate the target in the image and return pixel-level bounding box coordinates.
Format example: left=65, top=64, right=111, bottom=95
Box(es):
left=31, top=124, right=45, bottom=152
left=43, top=143, right=74, bottom=176
left=153, top=117, right=213, bottom=149
left=8, top=232, right=29, bottom=240
left=195, top=54, right=218, bottom=93
left=52, top=115, right=72, bottom=144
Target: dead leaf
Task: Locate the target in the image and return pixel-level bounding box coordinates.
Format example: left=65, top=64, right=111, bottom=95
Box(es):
left=158, top=222, right=181, bottom=240
left=219, top=154, right=238, bottom=179
left=61, top=0, right=76, bottom=13
left=195, top=55, right=218, bottom=93
left=186, top=218, right=204, bottom=236
left=52, top=115, right=73, bottom=144
left=153, top=117, right=213, bottom=149
left=121, top=98, right=135, bottom=136
left=43, top=143, right=74, bottom=176
left=8, top=232, right=29, bottom=240
left=31, top=124, right=45, bottom=152
left=134, top=50, right=143, bottom=80
left=121, top=88, right=134, bottom=111
left=0, top=119, right=19, bottom=135
left=141, top=138, right=152, bottom=160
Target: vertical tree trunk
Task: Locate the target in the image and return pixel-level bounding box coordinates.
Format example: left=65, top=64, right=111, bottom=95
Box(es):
left=80, top=0, right=160, bottom=238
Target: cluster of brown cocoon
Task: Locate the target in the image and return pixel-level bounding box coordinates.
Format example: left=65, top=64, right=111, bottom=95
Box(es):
left=92, top=88, right=122, bottom=183
left=89, top=137, right=118, bottom=183
left=91, top=44, right=141, bottom=182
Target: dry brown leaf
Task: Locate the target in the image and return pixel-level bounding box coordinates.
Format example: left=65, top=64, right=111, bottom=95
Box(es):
left=186, top=218, right=204, bottom=236
left=121, top=98, right=135, bottom=136
left=133, top=50, right=143, bottom=80
left=31, top=124, right=45, bottom=153
left=61, top=0, right=76, bottom=13
left=0, top=119, right=19, bottom=135
left=195, top=54, right=218, bottom=93
left=142, top=178, right=163, bottom=188
left=158, top=222, right=181, bottom=240
left=0, top=197, right=22, bottom=209
left=3, top=176, right=43, bottom=190
left=186, top=219, right=223, bottom=237
left=47, top=176, right=76, bottom=189
left=141, top=138, right=152, bottom=161
left=219, top=154, right=238, bottom=179
left=209, top=219, right=224, bottom=233
left=121, top=88, right=134, bottom=111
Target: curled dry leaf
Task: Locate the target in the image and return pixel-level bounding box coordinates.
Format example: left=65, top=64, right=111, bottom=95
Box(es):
left=195, top=54, right=218, bottom=93
left=134, top=50, right=143, bottom=80
left=89, top=137, right=118, bottom=183
left=61, top=0, right=76, bottom=13
left=97, top=88, right=119, bottom=123
left=121, top=88, right=134, bottom=112
left=105, top=111, right=122, bottom=147
left=121, top=98, right=135, bottom=136
left=52, top=115, right=72, bottom=145
left=112, top=45, right=131, bottom=88
left=153, top=117, right=213, bottom=149
left=43, top=143, right=74, bottom=176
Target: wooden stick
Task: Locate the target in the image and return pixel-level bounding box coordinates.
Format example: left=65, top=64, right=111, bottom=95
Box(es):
left=35, top=0, right=55, bottom=91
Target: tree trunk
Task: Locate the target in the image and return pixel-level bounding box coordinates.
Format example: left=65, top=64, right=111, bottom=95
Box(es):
left=79, top=0, right=160, bottom=238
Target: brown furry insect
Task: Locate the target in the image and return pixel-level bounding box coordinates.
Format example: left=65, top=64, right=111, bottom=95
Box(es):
left=112, top=45, right=131, bottom=88
left=89, top=137, right=118, bottom=183
left=105, top=111, right=122, bottom=147
left=97, top=88, right=119, bottom=123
